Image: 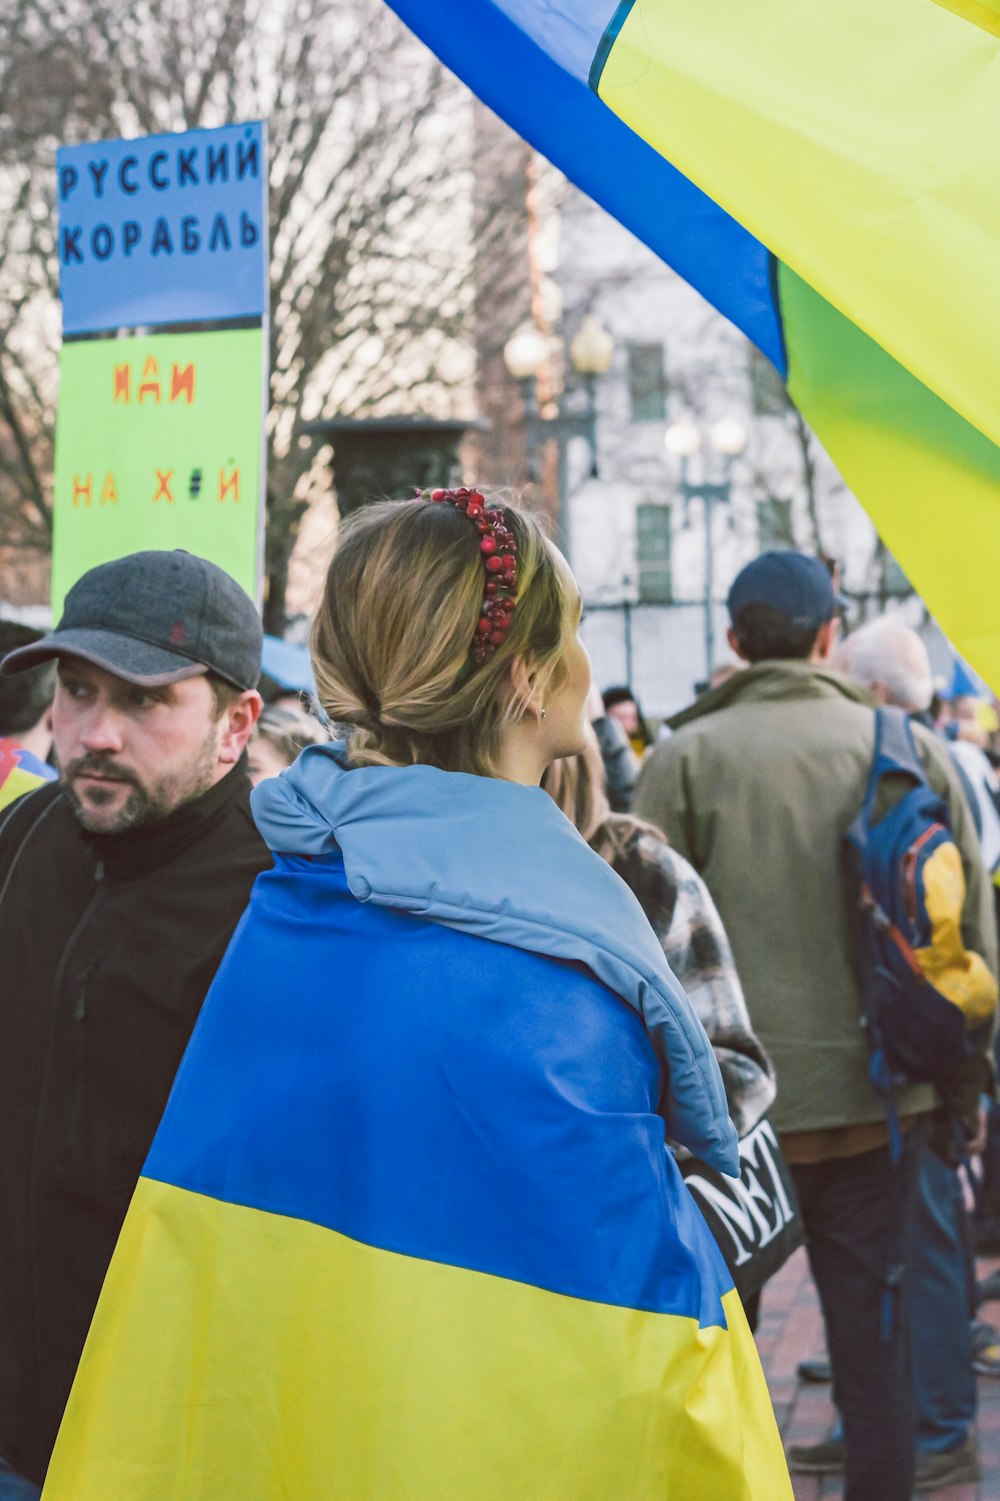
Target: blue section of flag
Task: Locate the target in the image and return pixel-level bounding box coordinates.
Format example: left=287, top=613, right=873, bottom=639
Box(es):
left=488, top=0, right=616, bottom=83
left=386, top=0, right=786, bottom=373
left=145, top=853, right=733, bottom=1325
left=57, top=121, right=268, bottom=335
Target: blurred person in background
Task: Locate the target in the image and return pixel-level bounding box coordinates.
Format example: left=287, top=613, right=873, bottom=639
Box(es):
left=247, top=703, right=330, bottom=787
left=588, top=684, right=639, bottom=811
left=0, top=622, right=57, bottom=812
left=943, top=688, right=1000, bottom=876
left=833, top=618, right=999, bottom=1486
left=602, top=684, right=653, bottom=757
left=933, top=675, right=1000, bottom=1262
left=635, top=552, right=997, bottom=1500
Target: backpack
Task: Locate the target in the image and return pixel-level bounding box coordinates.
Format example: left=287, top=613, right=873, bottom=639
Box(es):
left=844, top=707, right=997, bottom=1107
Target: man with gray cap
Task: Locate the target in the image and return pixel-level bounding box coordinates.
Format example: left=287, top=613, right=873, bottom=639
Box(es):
left=635, top=553, right=997, bottom=1501
left=0, top=550, right=270, bottom=1495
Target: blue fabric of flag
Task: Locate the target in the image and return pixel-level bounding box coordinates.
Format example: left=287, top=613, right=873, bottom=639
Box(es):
left=43, top=750, right=791, bottom=1501
left=251, top=743, right=740, bottom=1176
left=485, top=0, right=614, bottom=81
left=387, top=0, right=786, bottom=372
left=145, top=851, right=733, bottom=1325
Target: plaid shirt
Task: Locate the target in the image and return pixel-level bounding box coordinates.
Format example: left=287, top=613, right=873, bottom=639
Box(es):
left=604, top=822, right=777, bottom=1138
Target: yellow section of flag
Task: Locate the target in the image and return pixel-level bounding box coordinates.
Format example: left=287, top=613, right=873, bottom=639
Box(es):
left=44, top=1178, right=790, bottom=1501
left=597, top=0, right=1000, bottom=452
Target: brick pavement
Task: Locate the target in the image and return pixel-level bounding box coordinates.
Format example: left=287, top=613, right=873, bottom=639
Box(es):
left=757, top=1249, right=1000, bottom=1500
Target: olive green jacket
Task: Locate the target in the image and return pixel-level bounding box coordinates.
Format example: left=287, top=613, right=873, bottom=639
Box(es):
left=635, top=662, right=999, bottom=1136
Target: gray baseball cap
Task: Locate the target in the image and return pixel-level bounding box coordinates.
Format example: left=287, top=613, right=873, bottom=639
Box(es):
left=0, top=550, right=262, bottom=690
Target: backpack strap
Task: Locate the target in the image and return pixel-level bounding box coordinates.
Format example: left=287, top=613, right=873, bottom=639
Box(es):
left=860, top=706, right=926, bottom=825
left=875, top=706, right=924, bottom=779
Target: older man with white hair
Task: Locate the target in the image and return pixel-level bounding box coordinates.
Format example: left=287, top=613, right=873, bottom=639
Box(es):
left=831, top=616, right=997, bottom=1489
left=842, top=621, right=1000, bottom=864
left=839, top=619, right=935, bottom=716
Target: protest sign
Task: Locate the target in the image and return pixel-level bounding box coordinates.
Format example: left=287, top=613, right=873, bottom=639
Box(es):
left=52, top=328, right=265, bottom=614
left=52, top=121, right=269, bottom=610
left=57, top=122, right=268, bottom=336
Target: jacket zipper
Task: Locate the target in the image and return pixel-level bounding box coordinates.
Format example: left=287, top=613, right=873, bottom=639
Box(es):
left=74, top=962, right=96, bottom=1022
left=27, top=858, right=106, bottom=1387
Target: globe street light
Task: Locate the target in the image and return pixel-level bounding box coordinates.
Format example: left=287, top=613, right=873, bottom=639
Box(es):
left=664, top=415, right=702, bottom=459
left=709, top=417, right=748, bottom=459
left=503, top=316, right=612, bottom=562
left=569, top=315, right=614, bottom=377
left=664, top=414, right=747, bottom=678
left=502, top=324, right=550, bottom=383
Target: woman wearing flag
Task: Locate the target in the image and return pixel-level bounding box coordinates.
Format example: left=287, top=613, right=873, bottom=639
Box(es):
left=43, top=489, right=790, bottom=1500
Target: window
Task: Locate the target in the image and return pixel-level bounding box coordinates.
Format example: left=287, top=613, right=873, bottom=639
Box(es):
left=627, top=343, right=667, bottom=423
left=757, top=498, right=794, bottom=551
left=636, top=505, right=672, bottom=602
left=748, top=345, right=791, bottom=418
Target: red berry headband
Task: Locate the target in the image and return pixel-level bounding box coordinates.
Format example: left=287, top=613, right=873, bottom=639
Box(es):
left=420, top=487, right=518, bottom=666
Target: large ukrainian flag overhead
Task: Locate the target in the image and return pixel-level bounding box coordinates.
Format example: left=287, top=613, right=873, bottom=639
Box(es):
left=384, top=0, right=1000, bottom=688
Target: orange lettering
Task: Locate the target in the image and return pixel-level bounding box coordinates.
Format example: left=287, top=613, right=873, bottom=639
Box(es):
left=153, top=469, right=174, bottom=503
left=100, top=472, right=117, bottom=506
left=169, top=363, right=195, bottom=403
left=113, top=364, right=131, bottom=402
left=218, top=466, right=240, bottom=503
left=138, top=355, right=161, bottom=404
left=72, top=474, right=92, bottom=508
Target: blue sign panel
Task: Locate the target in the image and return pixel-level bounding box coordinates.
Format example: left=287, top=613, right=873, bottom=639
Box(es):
left=57, top=121, right=268, bottom=335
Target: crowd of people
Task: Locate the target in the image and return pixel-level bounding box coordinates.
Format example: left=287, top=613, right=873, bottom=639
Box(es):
left=0, top=492, right=997, bottom=1500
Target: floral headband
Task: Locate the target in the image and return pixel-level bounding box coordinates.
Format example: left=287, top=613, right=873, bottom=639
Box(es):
left=419, top=487, right=519, bottom=666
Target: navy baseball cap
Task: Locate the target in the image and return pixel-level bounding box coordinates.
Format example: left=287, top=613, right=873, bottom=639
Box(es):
left=727, top=552, right=846, bottom=630
left=0, top=550, right=262, bottom=691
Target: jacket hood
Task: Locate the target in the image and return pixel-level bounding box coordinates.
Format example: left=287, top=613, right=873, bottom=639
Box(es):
left=252, top=742, right=739, bottom=1176
left=668, top=660, right=873, bottom=732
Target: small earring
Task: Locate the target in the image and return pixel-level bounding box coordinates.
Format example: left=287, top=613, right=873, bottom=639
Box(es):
left=540, top=707, right=549, bottom=719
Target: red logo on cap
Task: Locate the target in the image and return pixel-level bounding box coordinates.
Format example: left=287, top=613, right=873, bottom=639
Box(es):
left=168, top=621, right=188, bottom=645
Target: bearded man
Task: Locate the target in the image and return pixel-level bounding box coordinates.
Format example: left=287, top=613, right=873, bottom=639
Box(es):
left=0, top=551, right=270, bottom=1496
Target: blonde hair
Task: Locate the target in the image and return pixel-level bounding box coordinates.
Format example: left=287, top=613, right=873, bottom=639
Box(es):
left=311, top=493, right=577, bottom=775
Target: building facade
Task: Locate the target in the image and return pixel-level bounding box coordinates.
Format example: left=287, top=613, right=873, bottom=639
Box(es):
left=478, top=165, right=919, bottom=715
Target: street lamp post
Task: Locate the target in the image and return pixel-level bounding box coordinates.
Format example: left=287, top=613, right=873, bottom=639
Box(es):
left=664, top=415, right=747, bottom=680
left=502, top=315, right=613, bottom=562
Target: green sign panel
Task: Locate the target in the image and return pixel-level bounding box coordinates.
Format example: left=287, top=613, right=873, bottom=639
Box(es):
left=51, top=327, right=264, bottom=615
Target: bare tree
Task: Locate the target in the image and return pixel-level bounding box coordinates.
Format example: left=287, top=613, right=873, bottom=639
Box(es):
left=1, top=0, right=478, bottom=626
left=742, top=406, right=838, bottom=556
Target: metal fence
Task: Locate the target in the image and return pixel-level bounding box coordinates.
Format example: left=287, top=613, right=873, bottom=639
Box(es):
left=581, top=591, right=939, bottom=722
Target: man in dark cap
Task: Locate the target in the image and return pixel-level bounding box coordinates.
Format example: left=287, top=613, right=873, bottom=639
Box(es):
left=0, top=551, right=271, bottom=1496
left=635, top=552, right=997, bottom=1501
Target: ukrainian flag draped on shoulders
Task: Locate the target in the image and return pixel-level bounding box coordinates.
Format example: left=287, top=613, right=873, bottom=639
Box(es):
left=43, top=743, right=790, bottom=1500
left=381, top=0, right=1000, bottom=690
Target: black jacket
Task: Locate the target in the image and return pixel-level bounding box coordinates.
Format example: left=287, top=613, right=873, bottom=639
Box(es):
left=0, top=765, right=271, bottom=1483
left=592, top=714, right=639, bottom=812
